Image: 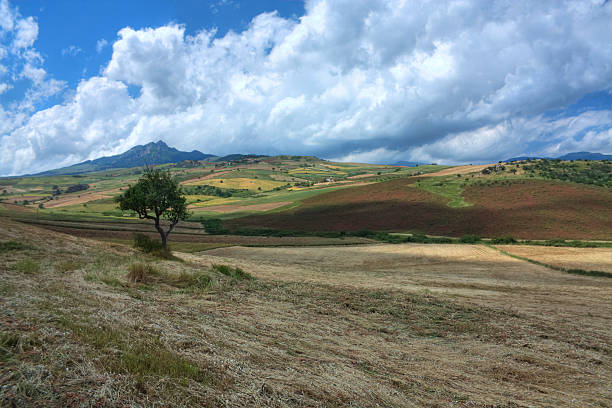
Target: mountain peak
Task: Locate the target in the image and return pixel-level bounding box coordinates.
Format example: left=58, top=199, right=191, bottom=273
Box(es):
left=31, top=142, right=215, bottom=176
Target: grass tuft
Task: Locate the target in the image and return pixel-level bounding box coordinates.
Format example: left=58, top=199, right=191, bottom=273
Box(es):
left=211, top=264, right=253, bottom=280
left=127, top=262, right=161, bottom=283
left=13, top=259, right=40, bottom=274
left=0, top=240, right=34, bottom=252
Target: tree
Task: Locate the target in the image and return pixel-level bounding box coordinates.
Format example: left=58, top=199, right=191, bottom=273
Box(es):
left=116, top=168, right=189, bottom=248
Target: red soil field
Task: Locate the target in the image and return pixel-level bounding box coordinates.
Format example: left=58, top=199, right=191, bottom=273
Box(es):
left=228, top=178, right=612, bottom=240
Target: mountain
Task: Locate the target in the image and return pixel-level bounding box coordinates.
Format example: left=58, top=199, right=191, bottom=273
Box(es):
left=32, top=141, right=216, bottom=176
left=557, top=152, right=612, bottom=161
left=393, top=161, right=427, bottom=167
left=505, top=151, right=612, bottom=162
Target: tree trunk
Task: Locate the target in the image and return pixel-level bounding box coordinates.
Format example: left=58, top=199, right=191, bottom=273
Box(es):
left=154, top=217, right=168, bottom=248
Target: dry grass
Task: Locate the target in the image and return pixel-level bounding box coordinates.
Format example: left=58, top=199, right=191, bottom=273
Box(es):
left=1, top=217, right=610, bottom=407
left=497, top=244, right=612, bottom=273
left=193, top=201, right=292, bottom=213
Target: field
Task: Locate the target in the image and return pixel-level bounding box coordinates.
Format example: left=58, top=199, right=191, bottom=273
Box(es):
left=230, top=178, right=612, bottom=240
left=1, top=218, right=610, bottom=406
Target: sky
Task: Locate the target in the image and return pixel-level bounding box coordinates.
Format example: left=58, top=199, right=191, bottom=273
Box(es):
left=1, top=0, right=611, bottom=176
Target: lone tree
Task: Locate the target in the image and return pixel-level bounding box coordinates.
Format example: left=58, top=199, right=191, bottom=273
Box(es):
left=116, top=168, right=189, bottom=248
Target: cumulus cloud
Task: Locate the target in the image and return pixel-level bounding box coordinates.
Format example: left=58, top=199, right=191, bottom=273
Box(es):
left=0, top=0, right=64, bottom=148
left=1, top=0, right=612, bottom=175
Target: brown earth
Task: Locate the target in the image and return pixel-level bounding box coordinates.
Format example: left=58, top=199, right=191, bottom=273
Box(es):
left=228, top=178, right=612, bottom=240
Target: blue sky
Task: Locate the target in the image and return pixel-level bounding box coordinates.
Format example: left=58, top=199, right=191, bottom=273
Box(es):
left=4, top=0, right=305, bottom=109
left=1, top=0, right=611, bottom=175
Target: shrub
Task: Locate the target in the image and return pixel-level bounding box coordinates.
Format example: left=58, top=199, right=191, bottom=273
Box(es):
left=460, top=234, right=481, bottom=244
left=127, top=263, right=160, bottom=283
left=132, top=233, right=172, bottom=258
left=491, top=236, right=517, bottom=244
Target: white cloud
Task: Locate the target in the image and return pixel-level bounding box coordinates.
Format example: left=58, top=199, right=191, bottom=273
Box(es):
left=61, top=45, right=82, bottom=57
left=1, top=0, right=612, bottom=175
left=96, top=38, right=108, bottom=53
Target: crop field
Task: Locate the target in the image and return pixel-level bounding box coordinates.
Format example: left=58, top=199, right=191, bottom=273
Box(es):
left=1, top=218, right=610, bottom=406
left=496, top=244, right=612, bottom=273
left=188, top=177, right=288, bottom=191
left=229, top=177, right=612, bottom=240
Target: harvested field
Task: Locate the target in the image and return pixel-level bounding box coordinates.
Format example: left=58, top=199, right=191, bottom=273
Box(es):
left=416, top=164, right=492, bottom=177
left=180, top=170, right=231, bottom=184
left=192, top=201, right=292, bottom=213
left=43, top=189, right=120, bottom=208
left=229, top=178, right=612, bottom=240
left=347, top=173, right=375, bottom=179
left=497, top=244, right=612, bottom=273
left=1, top=219, right=610, bottom=406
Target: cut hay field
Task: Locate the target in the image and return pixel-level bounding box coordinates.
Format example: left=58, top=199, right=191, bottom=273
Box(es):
left=229, top=178, right=612, bottom=240
left=1, top=218, right=610, bottom=406
left=497, top=244, right=612, bottom=274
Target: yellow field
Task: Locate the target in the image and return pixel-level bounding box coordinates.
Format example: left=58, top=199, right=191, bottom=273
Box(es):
left=186, top=177, right=287, bottom=191
left=187, top=196, right=238, bottom=207
left=287, top=167, right=346, bottom=175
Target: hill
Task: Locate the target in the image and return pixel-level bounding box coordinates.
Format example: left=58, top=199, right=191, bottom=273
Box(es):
left=505, top=151, right=612, bottom=162
left=31, top=141, right=215, bottom=176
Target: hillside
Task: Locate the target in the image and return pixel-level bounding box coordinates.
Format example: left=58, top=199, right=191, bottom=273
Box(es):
left=1, top=217, right=611, bottom=406
left=31, top=141, right=215, bottom=176
left=505, top=151, right=612, bottom=162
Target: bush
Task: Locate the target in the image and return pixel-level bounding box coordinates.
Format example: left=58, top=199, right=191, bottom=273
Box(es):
left=132, top=233, right=172, bottom=258
left=460, top=234, right=481, bottom=244
left=491, top=236, right=517, bottom=244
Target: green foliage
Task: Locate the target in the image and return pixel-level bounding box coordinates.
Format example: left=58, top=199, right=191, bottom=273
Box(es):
left=117, top=168, right=189, bottom=247
left=202, top=218, right=229, bottom=234
left=0, top=240, right=33, bottom=252
left=133, top=233, right=162, bottom=252
left=183, top=184, right=255, bottom=198
left=566, top=269, right=612, bottom=278
left=212, top=264, right=253, bottom=280
left=491, top=236, right=517, bottom=244
left=132, top=233, right=173, bottom=258
left=522, top=159, right=612, bottom=187
left=176, top=271, right=213, bottom=292
left=460, top=234, right=482, bottom=243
